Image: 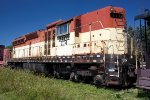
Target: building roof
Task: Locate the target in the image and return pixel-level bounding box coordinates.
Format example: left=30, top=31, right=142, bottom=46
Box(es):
left=134, top=9, right=150, bottom=21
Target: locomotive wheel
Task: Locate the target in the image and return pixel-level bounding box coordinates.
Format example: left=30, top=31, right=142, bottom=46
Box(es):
left=93, top=75, right=104, bottom=86
left=70, top=72, right=79, bottom=82
left=54, top=71, right=60, bottom=78
left=74, top=73, right=79, bottom=82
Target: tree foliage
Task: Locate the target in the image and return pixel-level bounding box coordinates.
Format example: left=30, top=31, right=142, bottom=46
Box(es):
left=127, top=26, right=134, bottom=37
left=6, top=45, right=12, bottom=50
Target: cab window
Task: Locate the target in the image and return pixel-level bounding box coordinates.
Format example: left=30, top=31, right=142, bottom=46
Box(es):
left=110, top=13, right=123, bottom=19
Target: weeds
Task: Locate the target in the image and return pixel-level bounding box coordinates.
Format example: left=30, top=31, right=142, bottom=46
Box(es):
left=0, top=67, right=149, bottom=100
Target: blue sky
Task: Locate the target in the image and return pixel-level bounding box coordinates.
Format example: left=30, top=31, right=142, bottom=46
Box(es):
left=0, top=0, right=150, bottom=46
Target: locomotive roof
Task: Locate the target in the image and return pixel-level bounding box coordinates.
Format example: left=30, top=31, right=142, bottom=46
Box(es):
left=13, top=6, right=125, bottom=43
left=46, top=20, right=64, bottom=29
left=0, top=45, right=5, bottom=48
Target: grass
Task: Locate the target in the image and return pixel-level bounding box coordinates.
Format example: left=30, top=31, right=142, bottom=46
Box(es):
left=0, top=67, right=149, bottom=100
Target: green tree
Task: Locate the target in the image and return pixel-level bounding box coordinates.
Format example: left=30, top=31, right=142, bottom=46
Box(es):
left=127, top=26, right=134, bottom=51
left=127, top=26, right=134, bottom=37
left=6, top=45, right=12, bottom=50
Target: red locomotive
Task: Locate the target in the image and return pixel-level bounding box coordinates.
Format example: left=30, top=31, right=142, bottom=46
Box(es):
left=0, top=45, right=10, bottom=66
left=8, top=6, right=137, bottom=86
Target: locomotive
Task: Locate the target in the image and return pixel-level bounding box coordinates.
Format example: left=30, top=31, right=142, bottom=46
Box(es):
left=8, top=6, right=136, bottom=86
left=0, top=45, right=10, bottom=66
